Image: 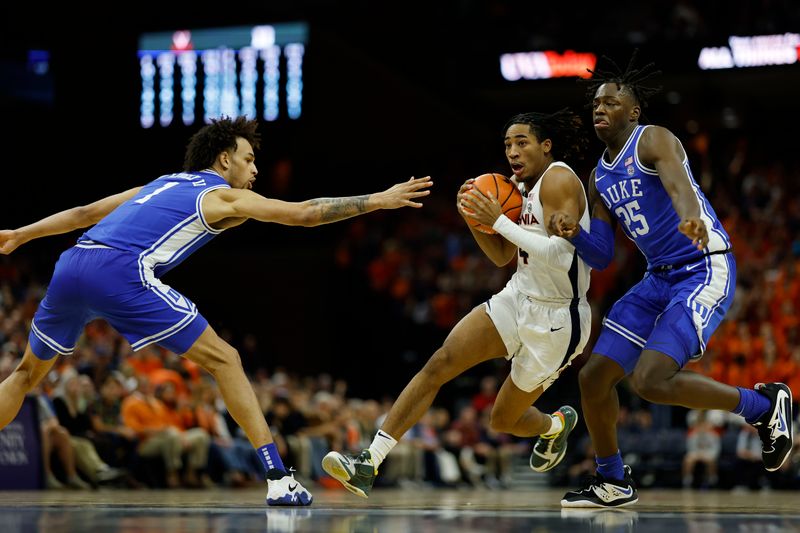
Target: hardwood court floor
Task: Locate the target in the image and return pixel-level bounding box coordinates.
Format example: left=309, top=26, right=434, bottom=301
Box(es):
left=1, top=487, right=799, bottom=532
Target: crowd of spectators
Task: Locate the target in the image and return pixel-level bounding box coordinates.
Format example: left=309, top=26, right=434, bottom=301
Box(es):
left=0, top=288, right=532, bottom=490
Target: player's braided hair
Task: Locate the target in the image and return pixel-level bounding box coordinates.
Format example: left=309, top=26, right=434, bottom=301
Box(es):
left=581, top=50, right=662, bottom=108
left=183, top=116, right=261, bottom=171
left=503, top=108, right=588, bottom=163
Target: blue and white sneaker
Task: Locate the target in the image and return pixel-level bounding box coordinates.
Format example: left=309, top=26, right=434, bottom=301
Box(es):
left=266, top=468, right=313, bottom=506
left=752, top=382, right=794, bottom=471
left=561, top=465, right=638, bottom=508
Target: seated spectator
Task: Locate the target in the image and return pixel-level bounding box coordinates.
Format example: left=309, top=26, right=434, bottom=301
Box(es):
left=34, top=388, right=90, bottom=490
left=735, top=423, right=766, bottom=490
left=194, top=380, right=261, bottom=486
left=52, top=373, right=124, bottom=485
left=121, top=376, right=185, bottom=488
left=682, top=410, right=721, bottom=488
left=89, top=373, right=140, bottom=472
left=449, top=405, right=497, bottom=487
left=155, top=382, right=213, bottom=488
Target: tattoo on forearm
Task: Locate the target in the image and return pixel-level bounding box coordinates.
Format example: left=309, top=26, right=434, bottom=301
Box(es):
left=309, top=195, right=369, bottom=222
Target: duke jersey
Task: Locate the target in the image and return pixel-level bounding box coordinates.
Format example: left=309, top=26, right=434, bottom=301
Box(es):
left=80, top=170, right=230, bottom=278
left=510, top=161, right=591, bottom=302
left=30, top=169, right=230, bottom=360
left=595, top=125, right=730, bottom=269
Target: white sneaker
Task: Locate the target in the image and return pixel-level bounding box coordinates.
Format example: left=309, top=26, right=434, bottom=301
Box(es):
left=266, top=468, right=313, bottom=506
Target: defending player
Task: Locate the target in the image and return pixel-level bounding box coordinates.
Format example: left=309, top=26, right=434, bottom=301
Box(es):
left=322, top=109, right=592, bottom=497
left=544, top=54, right=793, bottom=507
left=0, top=116, right=432, bottom=506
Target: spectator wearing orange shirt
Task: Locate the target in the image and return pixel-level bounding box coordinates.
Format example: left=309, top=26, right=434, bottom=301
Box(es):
left=154, top=382, right=212, bottom=487
left=121, top=376, right=183, bottom=488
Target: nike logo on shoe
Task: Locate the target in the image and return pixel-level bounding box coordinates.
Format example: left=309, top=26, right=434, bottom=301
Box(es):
left=592, top=483, right=634, bottom=502
left=550, top=327, right=564, bottom=332
left=769, top=390, right=791, bottom=441
left=288, top=483, right=297, bottom=492
left=533, top=447, right=557, bottom=461
left=614, top=486, right=634, bottom=497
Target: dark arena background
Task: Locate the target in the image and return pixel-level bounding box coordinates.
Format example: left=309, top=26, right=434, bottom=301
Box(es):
left=1, top=2, right=799, bottom=531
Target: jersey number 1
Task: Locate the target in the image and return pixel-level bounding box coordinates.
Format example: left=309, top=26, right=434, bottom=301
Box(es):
left=135, top=181, right=180, bottom=204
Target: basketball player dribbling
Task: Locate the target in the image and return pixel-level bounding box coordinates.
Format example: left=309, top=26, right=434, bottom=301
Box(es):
left=322, top=109, right=594, bottom=498
left=0, top=116, right=432, bottom=506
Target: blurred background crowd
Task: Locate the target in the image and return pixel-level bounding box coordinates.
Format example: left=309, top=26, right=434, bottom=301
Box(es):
left=1, top=0, right=799, bottom=492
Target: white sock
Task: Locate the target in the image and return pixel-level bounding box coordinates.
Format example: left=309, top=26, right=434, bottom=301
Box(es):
left=541, top=413, right=564, bottom=437
left=367, top=430, right=397, bottom=468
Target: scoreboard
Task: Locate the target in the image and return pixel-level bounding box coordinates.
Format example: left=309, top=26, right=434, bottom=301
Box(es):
left=138, top=22, right=308, bottom=128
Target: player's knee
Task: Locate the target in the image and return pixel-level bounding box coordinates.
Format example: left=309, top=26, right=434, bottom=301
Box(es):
left=419, top=346, right=455, bottom=385
left=630, top=371, right=671, bottom=403
left=202, top=344, right=243, bottom=375
left=489, top=409, right=516, bottom=434
left=578, top=364, right=607, bottom=398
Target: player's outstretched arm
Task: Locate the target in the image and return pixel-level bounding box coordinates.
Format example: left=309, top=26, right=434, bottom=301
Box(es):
left=203, top=176, right=432, bottom=228
left=0, top=187, right=142, bottom=254
left=457, top=179, right=517, bottom=266
left=639, top=126, right=708, bottom=250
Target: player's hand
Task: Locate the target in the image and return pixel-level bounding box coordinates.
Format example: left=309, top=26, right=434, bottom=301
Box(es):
left=548, top=212, right=580, bottom=238
left=377, top=176, right=432, bottom=209
left=0, top=230, right=23, bottom=255
left=461, top=188, right=502, bottom=227
left=678, top=218, right=708, bottom=250
left=456, top=179, right=476, bottom=219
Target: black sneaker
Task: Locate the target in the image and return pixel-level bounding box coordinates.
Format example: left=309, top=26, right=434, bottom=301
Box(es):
left=561, top=465, right=638, bottom=508
left=751, top=382, right=794, bottom=471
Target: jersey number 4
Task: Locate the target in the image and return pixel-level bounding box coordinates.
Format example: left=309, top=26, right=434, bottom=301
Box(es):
left=614, top=200, right=650, bottom=237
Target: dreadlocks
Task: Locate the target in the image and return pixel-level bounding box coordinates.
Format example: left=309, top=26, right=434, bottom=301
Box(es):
left=503, top=108, right=589, bottom=164
left=582, top=50, right=662, bottom=108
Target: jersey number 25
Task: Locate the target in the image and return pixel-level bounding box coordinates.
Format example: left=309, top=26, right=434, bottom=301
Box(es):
left=614, top=200, right=650, bottom=237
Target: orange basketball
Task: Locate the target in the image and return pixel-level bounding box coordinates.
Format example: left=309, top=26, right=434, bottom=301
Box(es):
left=465, top=173, right=524, bottom=234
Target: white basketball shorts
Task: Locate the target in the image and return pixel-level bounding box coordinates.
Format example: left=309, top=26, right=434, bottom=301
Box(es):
left=485, top=283, right=591, bottom=392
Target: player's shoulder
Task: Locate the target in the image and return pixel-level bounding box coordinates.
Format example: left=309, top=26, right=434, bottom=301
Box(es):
left=203, top=187, right=262, bottom=206
left=541, top=162, right=582, bottom=191
left=638, top=124, right=680, bottom=160
left=639, top=124, right=677, bottom=144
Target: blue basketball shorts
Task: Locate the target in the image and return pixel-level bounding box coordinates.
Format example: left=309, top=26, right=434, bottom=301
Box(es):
left=594, top=252, right=736, bottom=374
left=29, top=245, right=208, bottom=360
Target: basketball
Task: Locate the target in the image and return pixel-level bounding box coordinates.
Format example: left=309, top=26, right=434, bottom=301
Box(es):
left=465, top=173, right=524, bottom=234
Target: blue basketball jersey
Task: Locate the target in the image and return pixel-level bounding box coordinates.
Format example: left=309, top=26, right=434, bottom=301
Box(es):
left=80, top=170, right=230, bottom=278
left=594, top=125, right=730, bottom=268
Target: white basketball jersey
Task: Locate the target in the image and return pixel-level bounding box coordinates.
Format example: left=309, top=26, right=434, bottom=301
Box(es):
left=509, top=161, right=591, bottom=302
